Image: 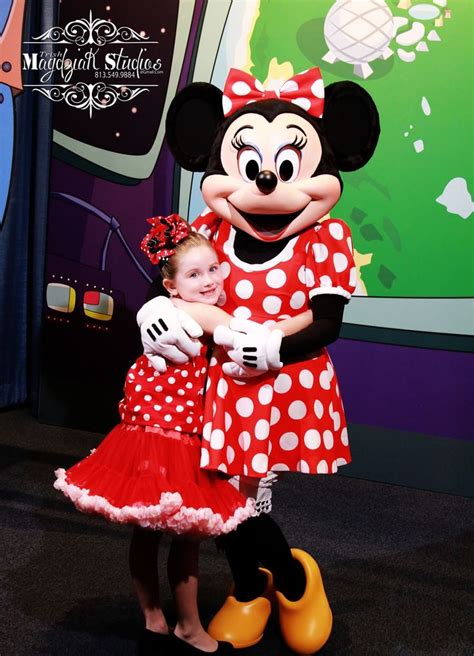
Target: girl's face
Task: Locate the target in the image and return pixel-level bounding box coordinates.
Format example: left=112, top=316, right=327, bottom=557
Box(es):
left=164, top=245, right=224, bottom=304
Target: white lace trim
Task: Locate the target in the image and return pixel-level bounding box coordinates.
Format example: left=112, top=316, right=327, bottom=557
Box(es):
left=54, top=468, right=255, bottom=536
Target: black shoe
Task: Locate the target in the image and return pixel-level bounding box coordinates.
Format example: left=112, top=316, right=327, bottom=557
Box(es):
left=137, top=629, right=172, bottom=655
left=170, top=633, right=234, bottom=654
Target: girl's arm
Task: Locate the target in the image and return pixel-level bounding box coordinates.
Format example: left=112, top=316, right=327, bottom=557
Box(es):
left=172, top=299, right=313, bottom=337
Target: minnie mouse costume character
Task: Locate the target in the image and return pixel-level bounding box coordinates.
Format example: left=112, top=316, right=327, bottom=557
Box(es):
left=138, top=67, right=379, bottom=653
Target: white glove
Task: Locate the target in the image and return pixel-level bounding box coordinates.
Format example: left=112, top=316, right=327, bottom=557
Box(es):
left=137, top=297, right=203, bottom=371
left=214, top=318, right=283, bottom=378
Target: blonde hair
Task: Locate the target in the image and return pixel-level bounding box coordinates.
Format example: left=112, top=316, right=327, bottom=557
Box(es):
left=160, top=230, right=215, bottom=280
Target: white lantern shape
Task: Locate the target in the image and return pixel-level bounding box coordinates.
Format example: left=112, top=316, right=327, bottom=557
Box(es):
left=323, top=0, right=396, bottom=78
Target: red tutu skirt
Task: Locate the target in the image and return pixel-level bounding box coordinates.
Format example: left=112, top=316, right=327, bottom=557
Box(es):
left=54, top=423, right=254, bottom=537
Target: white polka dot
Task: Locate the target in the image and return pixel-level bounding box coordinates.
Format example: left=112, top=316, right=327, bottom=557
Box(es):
left=288, top=400, right=307, bottom=419
left=233, top=306, right=252, bottom=319
left=313, top=243, right=328, bottom=263
left=304, top=429, right=321, bottom=450
left=135, top=384, right=142, bottom=392
left=219, top=262, right=231, bottom=280
left=311, top=78, right=324, bottom=98
left=329, top=222, right=344, bottom=240
left=153, top=404, right=161, bottom=412
left=177, top=388, right=185, bottom=396
left=271, top=463, right=290, bottom=471
left=217, top=463, right=227, bottom=473
left=133, top=405, right=141, bottom=412
left=174, top=426, right=182, bottom=432
left=236, top=397, right=254, bottom=417
left=238, top=431, right=251, bottom=451
left=210, top=356, right=218, bottom=367
left=292, top=97, right=311, bottom=111
left=275, top=373, right=292, bottom=393
left=235, top=279, right=254, bottom=299
left=176, top=405, right=184, bottom=412
left=165, top=395, right=173, bottom=403
left=258, top=384, right=273, bottom=405
left=202, top=422, right=212, bottom=441
left=319, top=275, right=332, bottom=287
left=323, top=430, right=334, bottom=449
left=128, top=373, right=135, bottom=381
left=314, top=400, right=324, bottom=419
left=349, top=267, right=357, bottom=287
left=252, top=453, right=269, bottom=474
left=211, top=429, right=225, bottom=449
left=243, top=464, right=248, bottom=476
left=334, top=252, right=348, bottom=273
left=232, top=81, right=251, bottom=96
left=144, top=394, right=152, bottom=402
left=333, top=411, right=341, bottom=431
left=334, top=457, right=348, bottom=470
left=181, top=370, right=188, bottom=378
left=227, top=446, right=235, bottom=464
left=319, top=371, right=331, bottom=390
left=270, top=407, right=281, bottom=425
left=164, top=414, right=172, bottom=422
left=290, top=291, right=306, bottom=309
left=186, top=382, right=193, bottom=389
left=168, top=376, right=176, bottom=384
left=299, top=370, right=314, bottom=389
left=255, top=419, right=270, bottom=440
left=131, top=363, right=137, bottom=370
left=341, top=427, right=349, bottom=446
left=280, top=432, right=299, bottom=451
left=280, top=79, right=299, bottom=93
left=266, top=269, right=287, bottom=288
left=347, top=236, right=353, bottom=253
left=217, top=378, right=228, bottom=398
left=222, top=95, right=232, bottom=114
left=297, top=459, right=310, bottom=473
left=201, top=448, right=210, bottom=467
left=298, top=265, right=306, bottom=285
left=306, top=268, right=315, bottom=287
left=317, top=460, right=329, bottom=474
left=143, top=413, right=150, bottom=421
left=186, top=417, right=192, bottom=424
left=262, top=295, right=282, bottom=315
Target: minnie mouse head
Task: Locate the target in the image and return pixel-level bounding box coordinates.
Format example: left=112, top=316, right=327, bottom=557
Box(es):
left=165, top=67, right=380, bottom=242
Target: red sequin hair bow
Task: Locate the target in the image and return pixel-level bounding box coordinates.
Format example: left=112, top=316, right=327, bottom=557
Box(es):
left=222, top=67, right=325, bottom=118
left=141, top=213, right=191, bottom=264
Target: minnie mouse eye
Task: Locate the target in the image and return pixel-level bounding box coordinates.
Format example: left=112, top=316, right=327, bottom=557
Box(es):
left=238, top=148, right=262, bottom=182
left=276, top=148, right=300, bottom=183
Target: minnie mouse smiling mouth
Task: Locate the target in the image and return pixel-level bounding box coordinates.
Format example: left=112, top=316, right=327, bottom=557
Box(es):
left=230, top=204, right=308, bottom=236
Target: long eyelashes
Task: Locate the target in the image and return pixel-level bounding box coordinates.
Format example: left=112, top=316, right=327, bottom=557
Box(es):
left=231, top=133, right=246, bottom=150
left=289, top=134, right=307, bottom=150
left=231, top=133, right=307, bottom=151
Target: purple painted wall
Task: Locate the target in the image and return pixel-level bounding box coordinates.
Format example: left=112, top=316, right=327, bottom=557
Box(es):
left=330, top=339, right=473, bottom=442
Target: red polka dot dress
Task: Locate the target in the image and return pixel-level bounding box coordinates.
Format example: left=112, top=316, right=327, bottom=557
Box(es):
left=194, top=211, right=356, bottom=479
left=54, top=348, right=254, bottom=536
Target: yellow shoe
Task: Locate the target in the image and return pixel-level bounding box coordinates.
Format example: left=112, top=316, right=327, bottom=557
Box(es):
left=207, top=569, right=273, bottom=648
left=275, top=549, right=333, bottom=655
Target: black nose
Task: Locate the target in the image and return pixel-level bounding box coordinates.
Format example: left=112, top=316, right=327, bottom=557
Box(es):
left=256, top=170, right=278, bottom=194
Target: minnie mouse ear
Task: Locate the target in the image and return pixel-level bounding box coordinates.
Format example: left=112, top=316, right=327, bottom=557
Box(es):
left=323, top=81, right=380, bottom=172
left=165, top=82, right=224, bottom=172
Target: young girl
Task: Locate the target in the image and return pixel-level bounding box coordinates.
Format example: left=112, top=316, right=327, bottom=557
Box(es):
left=54, top=214, right=311, bottom=655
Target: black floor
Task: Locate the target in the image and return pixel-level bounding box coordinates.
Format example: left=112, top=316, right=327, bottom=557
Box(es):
left=1, top=408, right=473, bottom=655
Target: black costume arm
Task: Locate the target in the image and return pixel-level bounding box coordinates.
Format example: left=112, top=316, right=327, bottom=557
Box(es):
left=280, top=294, right=347, bottom=364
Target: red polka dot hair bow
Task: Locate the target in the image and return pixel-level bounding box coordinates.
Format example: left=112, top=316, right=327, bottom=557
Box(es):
left=141, top=213, right=191, bottom=264
left=222, top=67, right=325, bottom=119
